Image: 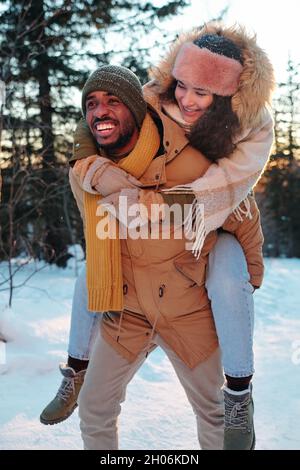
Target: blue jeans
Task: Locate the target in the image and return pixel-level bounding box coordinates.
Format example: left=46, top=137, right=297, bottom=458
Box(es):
left=68, top=266, right=100, bottom=360
left=68, top=233, right=254, bottom=376
left=206, top=233, right=254, bottom=377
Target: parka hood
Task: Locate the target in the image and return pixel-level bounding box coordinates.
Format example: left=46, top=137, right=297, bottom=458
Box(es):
left=148, top=22, right=275, bottom=130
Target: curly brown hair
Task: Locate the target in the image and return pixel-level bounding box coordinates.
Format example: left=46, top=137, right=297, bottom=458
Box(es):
left=188, top=95, right=240, bottom=162
left=159, top=82, right=241, bottom=162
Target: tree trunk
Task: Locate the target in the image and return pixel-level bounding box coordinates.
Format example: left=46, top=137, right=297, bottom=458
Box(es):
left=32, top=0, right=69, bottom=265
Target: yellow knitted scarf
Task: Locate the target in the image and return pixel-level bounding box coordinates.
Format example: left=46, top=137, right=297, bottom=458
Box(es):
left=83, top=113, right=160, bottom=312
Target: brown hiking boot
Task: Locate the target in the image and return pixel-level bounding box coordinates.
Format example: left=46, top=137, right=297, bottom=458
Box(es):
left=223, top=385, right=255, bottom=450
left=40, top=363, right=86, bottom=425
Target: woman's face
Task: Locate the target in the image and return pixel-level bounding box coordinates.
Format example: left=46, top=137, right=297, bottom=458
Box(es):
left=174, top=79, right=214, bottom=124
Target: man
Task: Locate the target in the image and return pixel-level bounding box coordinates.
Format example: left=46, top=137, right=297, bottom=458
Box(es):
left=41, top=66, right=263, bottom=450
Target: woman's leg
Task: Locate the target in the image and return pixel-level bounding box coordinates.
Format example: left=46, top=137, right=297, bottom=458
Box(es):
left=68, top=264, right=100, bottom=362
left=40, top=265, right=100, bottom=425
left=205, top=232, right=254, bottom=379
left=205, top=232, right=255, bottom=450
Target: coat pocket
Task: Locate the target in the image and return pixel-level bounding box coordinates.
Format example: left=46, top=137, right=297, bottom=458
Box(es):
left=173, top=251, right=207, bottom=287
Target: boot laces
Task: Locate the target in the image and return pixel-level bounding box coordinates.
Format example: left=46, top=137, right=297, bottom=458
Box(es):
left=56, top=377, right=75, bottom=402
left=225, top=393, right=251, bottom=430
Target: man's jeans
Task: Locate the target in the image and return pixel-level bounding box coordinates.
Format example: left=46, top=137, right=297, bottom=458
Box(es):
left=68, top=233, right=254, bottom=376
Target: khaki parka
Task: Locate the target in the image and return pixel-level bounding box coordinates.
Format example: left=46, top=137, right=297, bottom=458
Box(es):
left=69, top=97, right=265, bottom=369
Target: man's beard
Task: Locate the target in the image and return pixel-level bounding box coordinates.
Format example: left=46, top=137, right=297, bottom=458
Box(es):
left=97, top=121, right=136, bottom=155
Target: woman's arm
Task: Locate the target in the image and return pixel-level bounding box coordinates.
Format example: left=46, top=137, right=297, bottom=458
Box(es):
left=192, top=107, right=274, bottom=194
left=70, top=119, right=98, bottom=165
left=161, top=107, right=273, bottom=240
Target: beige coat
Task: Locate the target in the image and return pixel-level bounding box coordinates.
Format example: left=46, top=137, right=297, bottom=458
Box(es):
left=69, top=98, right=264, bottom=369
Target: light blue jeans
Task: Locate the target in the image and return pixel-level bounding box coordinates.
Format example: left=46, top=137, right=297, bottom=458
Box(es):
left=68, top=233, right=254, bottom=377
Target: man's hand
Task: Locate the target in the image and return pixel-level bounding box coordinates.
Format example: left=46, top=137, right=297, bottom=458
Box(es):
left=99, top=189, right=166, bottom=228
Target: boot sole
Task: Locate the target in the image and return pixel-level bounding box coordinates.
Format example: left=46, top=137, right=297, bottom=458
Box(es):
left=250, top=431, right=256, bottom=450
left=40, top=403, right=78, bottom=425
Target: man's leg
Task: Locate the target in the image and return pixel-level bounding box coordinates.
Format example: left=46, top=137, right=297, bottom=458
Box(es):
left=156, top=335, right=224, bottom=450
left=79, top=323, right=152, bottom=450
left=40, top=265, right=99, bottom=425
left=205, top=233, right=255, bottom=450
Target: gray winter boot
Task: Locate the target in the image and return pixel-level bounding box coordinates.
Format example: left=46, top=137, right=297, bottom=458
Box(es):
left=223, top=385, right=255, bottom=450
left=40, top=363, right=86, bottom=425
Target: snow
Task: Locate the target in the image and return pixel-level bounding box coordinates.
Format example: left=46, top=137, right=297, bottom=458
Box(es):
left=0, top=255, right=300, bottom=450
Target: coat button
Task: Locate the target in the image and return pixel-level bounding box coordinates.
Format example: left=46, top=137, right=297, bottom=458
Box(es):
left=165, top=141, right=170, bottom=147
left=159, top=284, right=166, bottom=297
left=123, top=284, right=128, bottom=295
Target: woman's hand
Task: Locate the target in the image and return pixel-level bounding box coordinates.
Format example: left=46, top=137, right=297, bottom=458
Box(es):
left=138, top=189, right=165, bottom=222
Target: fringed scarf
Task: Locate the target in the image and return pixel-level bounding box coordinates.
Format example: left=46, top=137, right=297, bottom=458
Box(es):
left=161, top=102, right=268, bottom=258
left=84, top=113, right=160, bottom=312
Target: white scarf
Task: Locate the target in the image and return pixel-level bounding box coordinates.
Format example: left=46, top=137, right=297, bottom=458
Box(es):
left=161, top=103, right=272, bottom=257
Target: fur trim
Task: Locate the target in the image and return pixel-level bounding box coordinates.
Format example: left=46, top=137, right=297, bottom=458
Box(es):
left=148, top=22, right=275, bottom=130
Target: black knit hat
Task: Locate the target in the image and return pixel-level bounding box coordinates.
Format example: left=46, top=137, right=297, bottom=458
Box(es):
left=193, top=34, right=243, bottom=64
left=81, top=65, right=147, bottom=128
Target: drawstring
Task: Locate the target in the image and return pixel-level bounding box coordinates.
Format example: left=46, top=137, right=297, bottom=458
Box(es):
left=145, top=284, right=165, bottom=358
left=145, top=311, right=159, bottom=358
left=116, top=309, right=125, bottom=343
left=154, top=154, right=167, bottom=192
left=116, top=285, right=128, bottom=342
left=233, top=197, right=253, bottom=222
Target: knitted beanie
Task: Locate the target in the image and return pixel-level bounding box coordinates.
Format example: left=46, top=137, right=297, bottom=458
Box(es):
left=81, top=65, right=147, bottom=128
left=194, top=34, right=243, bottom=64
left=172, top=33, right=244, bottom=96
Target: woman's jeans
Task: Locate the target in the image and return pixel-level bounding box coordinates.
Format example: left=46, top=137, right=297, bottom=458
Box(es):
left=68, top=232, right=254, bottom=377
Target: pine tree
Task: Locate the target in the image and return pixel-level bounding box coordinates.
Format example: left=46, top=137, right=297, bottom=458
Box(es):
left=0, top=0, right=189, bottom=266
left=262, top=58, right=300, bottom=257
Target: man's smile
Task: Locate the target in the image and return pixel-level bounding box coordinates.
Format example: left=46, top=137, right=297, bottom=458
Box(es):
left=93, top=120, right=118, bottom=138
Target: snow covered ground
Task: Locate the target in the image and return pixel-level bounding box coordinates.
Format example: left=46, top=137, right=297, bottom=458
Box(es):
left=0, top=253, right=299, bottom=450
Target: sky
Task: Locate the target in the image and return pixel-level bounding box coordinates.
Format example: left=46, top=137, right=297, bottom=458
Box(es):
left=1, top=1, right=297, bottom=107
left=164, top=0, right=299, bottom=83
left=71, top=0, right=299, bottom=108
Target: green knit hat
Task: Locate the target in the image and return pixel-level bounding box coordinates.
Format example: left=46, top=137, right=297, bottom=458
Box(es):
left=81, top=65, right=147, bottom=128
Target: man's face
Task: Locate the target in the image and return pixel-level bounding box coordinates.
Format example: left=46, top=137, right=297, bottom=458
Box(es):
left=85, top=91, right=138, bottom=156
